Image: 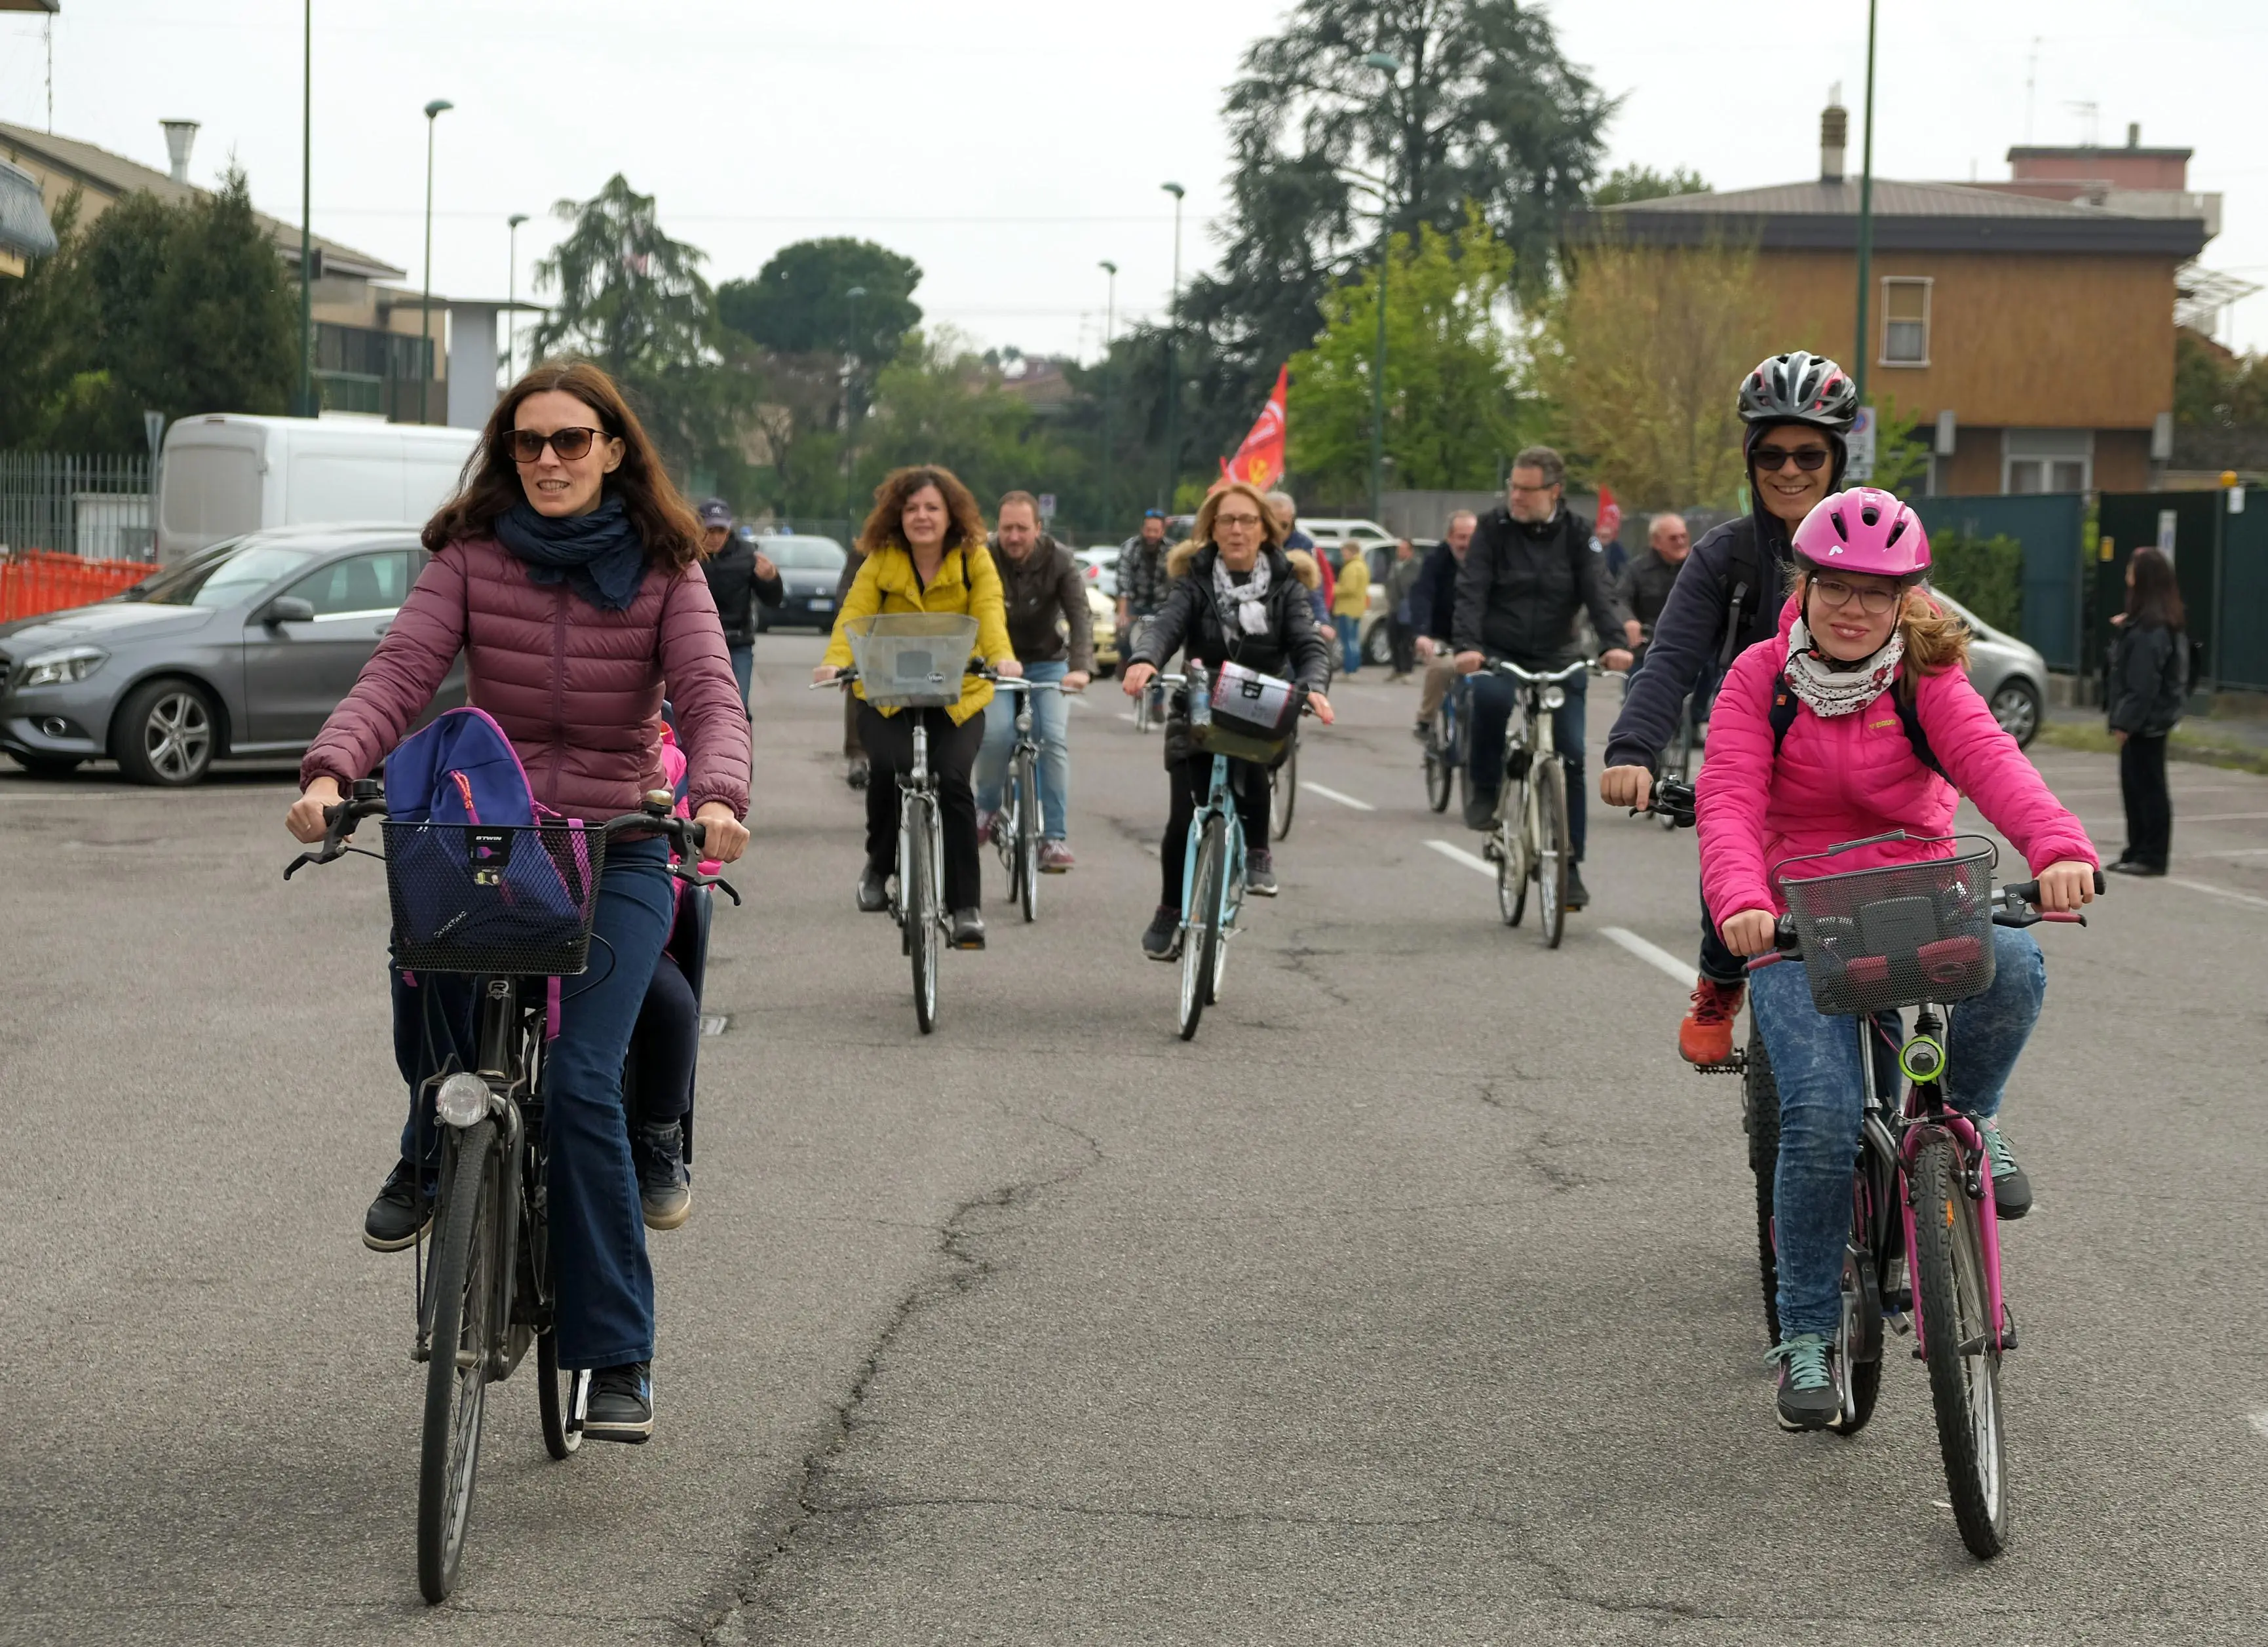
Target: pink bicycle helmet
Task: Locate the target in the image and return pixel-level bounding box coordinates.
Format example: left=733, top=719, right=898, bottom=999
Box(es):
left=1790, top=488, right=1931, bottom=580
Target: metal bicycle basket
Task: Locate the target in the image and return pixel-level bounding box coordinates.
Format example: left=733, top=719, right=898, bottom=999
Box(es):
left=1187, top=660, right=1299, bottom=764
left=1777, top=837, right=1999, bottom=1016
left=844, top=612, right=982, bottom=710
left=383, top=819, right=607, bottom=976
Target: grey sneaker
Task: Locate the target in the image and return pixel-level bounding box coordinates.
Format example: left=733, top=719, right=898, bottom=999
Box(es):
left=635, top=1121, right=691, bottom=1231
left=1142, top=905, right=1181, bottom=961
left=1462, top=788, right=1498, bottom=832
left=1245, top=849, right=1278, bottom=897
left=1976, top=1119, right=2032, bottom=1220
left=1771, top=1334, right=1837, bottom=1431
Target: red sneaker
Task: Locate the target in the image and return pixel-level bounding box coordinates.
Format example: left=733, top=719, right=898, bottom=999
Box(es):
left=1679, top=978, right=1744, bottom=1066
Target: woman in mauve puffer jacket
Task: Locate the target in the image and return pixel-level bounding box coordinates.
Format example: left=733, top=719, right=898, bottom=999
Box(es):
left=287, top=360, right=751, bottom=1443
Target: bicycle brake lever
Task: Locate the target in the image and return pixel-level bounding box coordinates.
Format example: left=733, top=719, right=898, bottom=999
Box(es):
left=674, top=865, right=741, bottom=906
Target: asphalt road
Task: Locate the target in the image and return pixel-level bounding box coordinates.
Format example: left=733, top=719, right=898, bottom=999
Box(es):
left=5, top=632, right=2267, bottom=1644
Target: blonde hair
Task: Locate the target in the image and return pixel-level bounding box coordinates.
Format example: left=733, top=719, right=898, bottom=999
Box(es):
left=1790, top=564, right=1971, bottom=695
left=1195, top=481, right=1286, bottom=552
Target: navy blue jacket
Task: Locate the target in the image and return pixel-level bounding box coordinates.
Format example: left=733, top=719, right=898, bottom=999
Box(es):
left=1410, top=542, right=1461, bottom=641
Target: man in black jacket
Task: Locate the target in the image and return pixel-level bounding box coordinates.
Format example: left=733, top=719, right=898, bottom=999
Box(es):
left=695, top=499, right=782, bottom=716
left=1410, top=509, right=1476, bottom=740
left=1452, top=446, right=1636, bottom=910
left=1596, top=351, right=1855, bottom=1063
left=974, top=492, right=1096, bottom=872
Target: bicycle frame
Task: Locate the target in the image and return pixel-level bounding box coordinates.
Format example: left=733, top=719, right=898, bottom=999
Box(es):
left=1180, top=752, right=1249, bottom=946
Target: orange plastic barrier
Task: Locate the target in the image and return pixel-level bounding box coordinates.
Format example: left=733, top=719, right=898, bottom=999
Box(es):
left=0, top=550, right=161, bottom=622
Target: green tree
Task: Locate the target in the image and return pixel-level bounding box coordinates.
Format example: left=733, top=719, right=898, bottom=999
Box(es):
left=1590, top=165, right=1708, bottom=207
left=1931, top=530, right=2023, bottom=634
left=2174, top=326, right=2268, bottom=429
left=1862, top=391, right=1933, bottom=496
left=718, top=238, right=921, bottom=380
left=848, top=330, right=1086, bottom=515
left=1287, top=205, right=1526, bottom=497
left=0, top=191, right=101, bottom=448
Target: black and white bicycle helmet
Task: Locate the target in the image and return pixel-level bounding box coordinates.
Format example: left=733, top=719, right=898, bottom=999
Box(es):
left=1738, top=351, right=1858, bottom=433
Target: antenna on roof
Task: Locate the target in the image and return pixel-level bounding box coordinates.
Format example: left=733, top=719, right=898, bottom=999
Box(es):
left=2024, top=37, right=2040, bottom=143
left=2064, top=99, right=2100, bottom=147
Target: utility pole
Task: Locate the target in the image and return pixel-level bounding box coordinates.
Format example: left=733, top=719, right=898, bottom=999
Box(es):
left=1363, top=51, right=1401, bottom=525
left=419, top=99, right=453, bottom=425
left=1160, top=183, right=1184, bottom=512
left=1851, top=0, right=1877, bottom=409
left=296, top=0, right=314, bottom=417
left=1099, top=260, right=1118, bottom=528
left=506, top=212, right=528, bottom=383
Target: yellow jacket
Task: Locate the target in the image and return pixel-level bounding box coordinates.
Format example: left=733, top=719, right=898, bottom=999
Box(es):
left=822, top=541, right=1014, bottom=724
left=1331, top=552, right=1371, bottom=616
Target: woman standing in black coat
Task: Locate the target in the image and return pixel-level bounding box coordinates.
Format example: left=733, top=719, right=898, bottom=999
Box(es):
left=1121, top=481, right=1336, bottom=957
left=2107, top=545, right=2188, bottom=877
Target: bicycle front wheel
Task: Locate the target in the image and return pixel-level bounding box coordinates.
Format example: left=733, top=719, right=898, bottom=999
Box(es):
left=1661, top=704, right=1695, bottom=828
left=1742, top=1025, right=1782, bottom=1344
left=537, top=1330, right=587, bottom=1459
left=907, top=798, right=940, bottom=1034
left=1271, top=746, right=1296, bottom=841
left=1912, top=1136, right=2011, bottom=1558
left=1496, top=785, right=1528, bottom=927
left=1016, top=752, right=1040, bottom=923
left=1423, top=738, right=1453, bottom=812
left=1533, top=757, right=1569, bottom=949
left=1178, top=819, right=1224, bottom=1040
left=418, top=1118, right=498, bottom=1603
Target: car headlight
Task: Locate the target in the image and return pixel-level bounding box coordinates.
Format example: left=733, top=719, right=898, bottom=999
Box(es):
left=17, top=645, right=108, bottom=688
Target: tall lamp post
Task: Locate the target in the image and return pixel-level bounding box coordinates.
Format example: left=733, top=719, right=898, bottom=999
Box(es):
left=1159, top=182, right=1185, bottom=512
left=1851, top=0, right=1879, bottom=409
left=419, top=98, right=453, bottom=425
left=296, top=0, right=315, bottom=416
left=506, top=212, right=528, bottom=383
left=842, top=284, right=868, bottom=522
left=1362, top=50, right=1401, bottom=526
left=1098, top=259, right=1118, bottom=526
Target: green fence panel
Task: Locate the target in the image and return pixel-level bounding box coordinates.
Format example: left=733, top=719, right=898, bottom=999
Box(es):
left=1913, top=493, right=2086, bottom=670
left=2220, top=497, right=2268, bottom=691
left=2094, top=492, right=2222, bottom=682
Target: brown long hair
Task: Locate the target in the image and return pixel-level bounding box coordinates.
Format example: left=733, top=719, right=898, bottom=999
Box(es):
left=422, top=359, right=704, bottom=569
left=1790, top=564, right=1970, bottom=693
left=857, top=465, right=988, bottom=557
left=2124, top=545, right=2187, bottom=630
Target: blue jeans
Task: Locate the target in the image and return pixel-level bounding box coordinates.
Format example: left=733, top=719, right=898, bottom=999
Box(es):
left=1465, top=667, right=1588, bottom=861
left=1749, top=923, right=2047, bottom=1340
left=391, top=836, right=676, bottom=1370
left=728, top=643, right=754, bottom=710
left=974, top=659, right=1071, bottom=840
left=1334, top=614, right=1362, bottom=672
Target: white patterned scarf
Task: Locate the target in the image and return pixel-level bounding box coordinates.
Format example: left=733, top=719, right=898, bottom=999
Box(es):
left=1212, top=553, right=1273, bottom=635
left=1782, top=617, right=1906, bottom=719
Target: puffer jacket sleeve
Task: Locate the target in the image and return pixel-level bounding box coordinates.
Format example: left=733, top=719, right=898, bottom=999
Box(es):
left=822, top=554, right=885, bottom=672
left=299, top=543, right=469, bottom=792
left=965, top=544, right=1014, bottom=665
left=1695, top=639, right=1787, bottom=929
left=659, top=568, right=752, bottom=821
left=1917, top=667, right=2099, bottom=874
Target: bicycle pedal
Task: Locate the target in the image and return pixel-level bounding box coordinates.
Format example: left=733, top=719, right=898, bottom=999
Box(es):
left=1691, top=1055, right=1746, bottom=1076
left=1886, top=1310, right=1912, bottom=1337
left=1999, top=1305, right=2020, bottom=1352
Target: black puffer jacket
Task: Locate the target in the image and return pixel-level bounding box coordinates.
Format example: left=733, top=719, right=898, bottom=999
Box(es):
left=2107, top=620, right=2188, bottom=737
left=1129, top=540, right=1332, bottom=764
left=701, top=529, right=784, bottom=647
left=1451, top=504, right=1628, bottom=667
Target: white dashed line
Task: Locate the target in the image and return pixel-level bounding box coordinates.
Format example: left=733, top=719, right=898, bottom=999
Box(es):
left=1426, top=838, right=1495, bottom=877
left=701, top=1015, right=728, bottom=1037
left=2247, top=1412, right=2268, bottom=1440
left=2166, top=878, right=2268, bottom=912
left=1303, top=783, right=1375, bottom=812
left=1598, top=926, right=1700, bottom=988
left=1117, top=712, right=1138, bottom=723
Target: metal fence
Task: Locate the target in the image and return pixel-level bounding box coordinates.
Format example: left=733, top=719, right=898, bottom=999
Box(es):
left=0, top=452, right=157, bottom=562
left=1914, top=493, right=2088, bottom=671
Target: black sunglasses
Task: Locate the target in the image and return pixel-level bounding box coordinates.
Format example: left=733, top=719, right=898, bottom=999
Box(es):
left=506, top=426, right=609, bottom=464
left=1752, top=444, right=1831, bottom=473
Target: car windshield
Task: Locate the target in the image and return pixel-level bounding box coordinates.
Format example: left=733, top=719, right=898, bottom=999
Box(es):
left=764, top=539, right=845, bottom=571
left=135, top=542, right=320, bottom=608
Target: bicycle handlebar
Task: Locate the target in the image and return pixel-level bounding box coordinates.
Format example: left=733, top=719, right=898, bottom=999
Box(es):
left=1481, top=658, right=1598, bottom=686
left=1635, top=778, right=1696, bottom=830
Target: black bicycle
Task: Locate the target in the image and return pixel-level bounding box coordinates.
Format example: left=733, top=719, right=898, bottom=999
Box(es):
left=1421, top=672, right=1468, bottom=814
left=287, top=781, right=737, bottom=1601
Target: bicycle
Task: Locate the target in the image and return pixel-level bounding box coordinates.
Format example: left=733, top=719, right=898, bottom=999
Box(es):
left=1269, top=735, right=1297, bottom=840
left=1155, top=663, right=1309, bottom=1041
left=1740, top=837, right=2098, bottom=1558
left=286, top=780, right=738, bottom=1601
left=1421, top=670, right=1467, bottom=814
left=988, top=676, right=1069, bottom=924
left=1476, top=658, right=1597, bottom=949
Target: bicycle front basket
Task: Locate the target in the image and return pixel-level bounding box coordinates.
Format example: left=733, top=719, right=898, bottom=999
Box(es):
left=383, top=819, right=605, bottom=976
left=845, top=613, right=982, bottom=709
left=1777, top=840, right=1998, bottom=1017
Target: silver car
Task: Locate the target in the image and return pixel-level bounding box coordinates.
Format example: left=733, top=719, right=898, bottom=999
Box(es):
left=1932, top=591, right=2048, bottom=747
left=0, top=523, right=463, bottom=785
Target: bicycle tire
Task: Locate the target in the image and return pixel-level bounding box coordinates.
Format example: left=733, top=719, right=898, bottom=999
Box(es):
left=1016, top=752, right=1040, bottom=923
left=1742, top=1025, right=1782, bottom=1344
left=1535, top=757, right=1569, bottom=949
left=1912, top=1135, right=2010, bottom=1557
left=417, top=1117, right=497, bottom=1603
left=1424, top=740, right=1452, bottom=812
left=537, top=1330, right=587, bottom=1460
left=908, top=798, right=939, bottom=1034
left=1271, top=746, right=1296, bottom=842
left=1661, top=703, right=1695, bottom=830
left=1834, top=1161, right=1885, bottom=1435
left=1178, top=819, right=1223, bottom=1040
left=1497, top=785, right=1528, bottom=927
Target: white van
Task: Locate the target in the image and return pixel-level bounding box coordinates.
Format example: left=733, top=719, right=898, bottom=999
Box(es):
left=156, top=415, right=480, bottom=560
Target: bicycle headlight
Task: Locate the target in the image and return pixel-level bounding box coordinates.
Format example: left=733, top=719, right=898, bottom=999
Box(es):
left=434, top=1072, right=493, bottom=1129
left=17, top=645, right=107, bottom=688
left=1541, top=685, right=1566, bottom=710
left=1899, top=1034, right=1946, bottom=1084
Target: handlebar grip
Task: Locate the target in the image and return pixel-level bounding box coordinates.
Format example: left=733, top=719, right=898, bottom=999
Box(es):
left=1744, top=952, right=1784, bottom=973
left=2003, top=879, right=2039, bottom=904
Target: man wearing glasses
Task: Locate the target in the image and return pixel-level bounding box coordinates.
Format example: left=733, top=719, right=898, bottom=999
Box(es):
left=1598, top=350, right=1856, bottom=1065
left=1452, top=444, right=1638, bottom=914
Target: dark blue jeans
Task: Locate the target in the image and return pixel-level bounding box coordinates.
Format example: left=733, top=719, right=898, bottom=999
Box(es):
left=1749, top=925, right=2047, bottom=1340
left=391, top=836, right=676, bottom=1370
left=1466, top=667, right=1588, bottom=861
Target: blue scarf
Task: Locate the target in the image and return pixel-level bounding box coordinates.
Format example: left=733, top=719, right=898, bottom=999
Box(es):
left=493, top=495, right=647, bottom=612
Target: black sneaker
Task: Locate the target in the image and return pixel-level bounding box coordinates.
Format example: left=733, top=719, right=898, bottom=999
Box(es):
left=1462, top=788, right=1498, bottom=832
left=1412, top=718, right=1432, bottom=743
left=1771, top=1334, right=1837, bottom=1432
left=635, top=1121, right=691, bottom=1231
left=1142, top=905, right=1182, bottom=961
left=584, top=1361, right=653, bottom=1443
left=845, top=758, right=870, bottom=790
left=1246, top=849, right=1278, bottom=897
left=855, top=865, right=891, bottom=913
left=1564, top=864, right=1590, bottom=910
left=362, top=1159, right=432, bottom=1252
left=950, top=907, right=986, bottom=950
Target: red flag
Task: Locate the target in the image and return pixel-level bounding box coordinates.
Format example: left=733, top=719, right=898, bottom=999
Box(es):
left=1221, top=365, right=1288, bottom=490
left=1594, top=484, right=1623, bottom=545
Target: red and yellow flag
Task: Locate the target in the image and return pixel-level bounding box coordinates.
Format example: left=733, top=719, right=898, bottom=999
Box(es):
left=1220, top=365, right=1288, bottom=490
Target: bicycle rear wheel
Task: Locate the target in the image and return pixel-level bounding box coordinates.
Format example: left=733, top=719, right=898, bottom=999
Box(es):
left=1742, top=1025, right=1782, bottom=1344
left=418, top=1118, right=497, bottom=1602
left=1271, top=746, right=1296, bottom=841
left=1496, top=786, right=1528, bottom=927
left=1178, top=819, right=1223, bottom=1040
left=906, top=798, right=939, bottom=1034
left=1912, top=1136, right=2010, bottom=1557
left=537, top=1330, right=587, bottom=1459
left=1834, top=1173, right=1885, bottom=1435
left=1661, top=703, right=1695, bottom=829
left=1533, top=758, right=1569, bottom=949
left=1423, top=737, right=1453, bottom=812
left=1016, top=752, right=1040, bottom=923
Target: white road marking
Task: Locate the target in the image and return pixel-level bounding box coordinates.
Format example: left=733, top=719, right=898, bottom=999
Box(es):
left=2166, top=877, right=2268, bottom=912
left=1598, top=926, right=1699, bottom=988
left=1426, top=838, right=1495, bottom=877
left=2247, top=1412, right=2268, bottom=1440
left=1117, top=712, right=1138, bottom=724
left=2192, top=846, right=2268, bottom=859
left=1303, top=783, right=1375, bottom=812
left=701, top=1015, right=729, bottom=1037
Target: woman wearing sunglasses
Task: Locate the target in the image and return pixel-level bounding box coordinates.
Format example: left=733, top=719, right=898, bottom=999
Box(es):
left=288, top=360, right=752, bottom=1444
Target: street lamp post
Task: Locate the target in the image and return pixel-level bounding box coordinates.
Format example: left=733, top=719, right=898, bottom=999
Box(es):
left=1099, top=259, right=1118, bottom=526
left=296, top=0, right=314, bottom=417
left=1160, top=182, right=1185, bottom=512
left=1362, top=51, right=1401, bottom=526
left=419, top=98, right=453, bottom=426
left=1852, top=0, right=1879, bottom=409
left=842, top=284, right=868, bottom=521
left=506, top=212, right=528, bottom=383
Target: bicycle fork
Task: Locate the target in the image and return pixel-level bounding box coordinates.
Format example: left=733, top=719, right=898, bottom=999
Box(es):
left=414, top=982, right=526, bottom=1378
left=1892, top=1008, right=2012, bottom=1360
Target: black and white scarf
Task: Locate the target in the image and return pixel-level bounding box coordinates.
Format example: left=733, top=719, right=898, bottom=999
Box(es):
left=1211, top=554, right=1273, bottom=636
left=1782, top=617, right=1905, bottom=719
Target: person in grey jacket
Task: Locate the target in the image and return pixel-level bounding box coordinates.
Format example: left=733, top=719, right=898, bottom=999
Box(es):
left=2106, top=545, right=2189, bottom=877
left=974, top=492, right=1094, bottom=870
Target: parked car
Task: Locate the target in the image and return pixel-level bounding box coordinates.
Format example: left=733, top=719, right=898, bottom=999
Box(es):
left=157, top=414, right=478, bottom=560
left=1933, top=590, right=2047, bottom=747
left=0, top=523, right=463, bottom=785
left=1071, top=545, right=1118, bottom=599
left=752, top=533, right=850, bottom=632
left=1087, top=584, right=1119, bottom=676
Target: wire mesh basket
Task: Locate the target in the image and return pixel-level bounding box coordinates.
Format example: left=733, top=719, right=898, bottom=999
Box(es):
left=383, top=820, right=605, bottom=976
left=1778, top=839, right=1999, bottom=1016
left=844, top=613, right=981, bottom=709
left=1183, top=661, right=1296, bottom=764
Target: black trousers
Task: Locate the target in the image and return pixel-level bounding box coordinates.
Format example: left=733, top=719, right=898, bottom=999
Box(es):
left=2119, top=731, right=2172, bottom=870
left=1387, top=616, right=1417, bottom=674
left=628, top=950, right=698, bottom=1125
left=1697, top=883, right=1746, bottom=987
left=1161, top=753, right=1271, bottom=907
left=859, top=702, right=984, bottom=910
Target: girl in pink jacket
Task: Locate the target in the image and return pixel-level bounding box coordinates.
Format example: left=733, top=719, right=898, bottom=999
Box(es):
left=1695, top=487, right=2097, bottom=1433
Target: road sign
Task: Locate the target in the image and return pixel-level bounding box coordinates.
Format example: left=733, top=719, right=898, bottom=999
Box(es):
left=1845, top=406, right=1877, bottom=482
left=1037, top=493, right=1057, bottom=522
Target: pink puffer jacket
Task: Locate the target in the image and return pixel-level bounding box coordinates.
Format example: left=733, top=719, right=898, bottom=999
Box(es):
left=1698, top=597, right=2096, bottom=921
left=301, top=537, right=752, bottom=823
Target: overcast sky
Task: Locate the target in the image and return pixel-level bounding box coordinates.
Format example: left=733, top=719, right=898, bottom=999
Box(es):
left=5, top=1, right=2264, bottom=368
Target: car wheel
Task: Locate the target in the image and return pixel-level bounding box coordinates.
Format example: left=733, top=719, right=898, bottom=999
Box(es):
left=8, top=751, right=83, bottom=777
left=113, top=678, right=218, bottom=786
left=1362, top=623, right=1392, bottom=667
left=1989, top=678, right=2043, bottom=748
